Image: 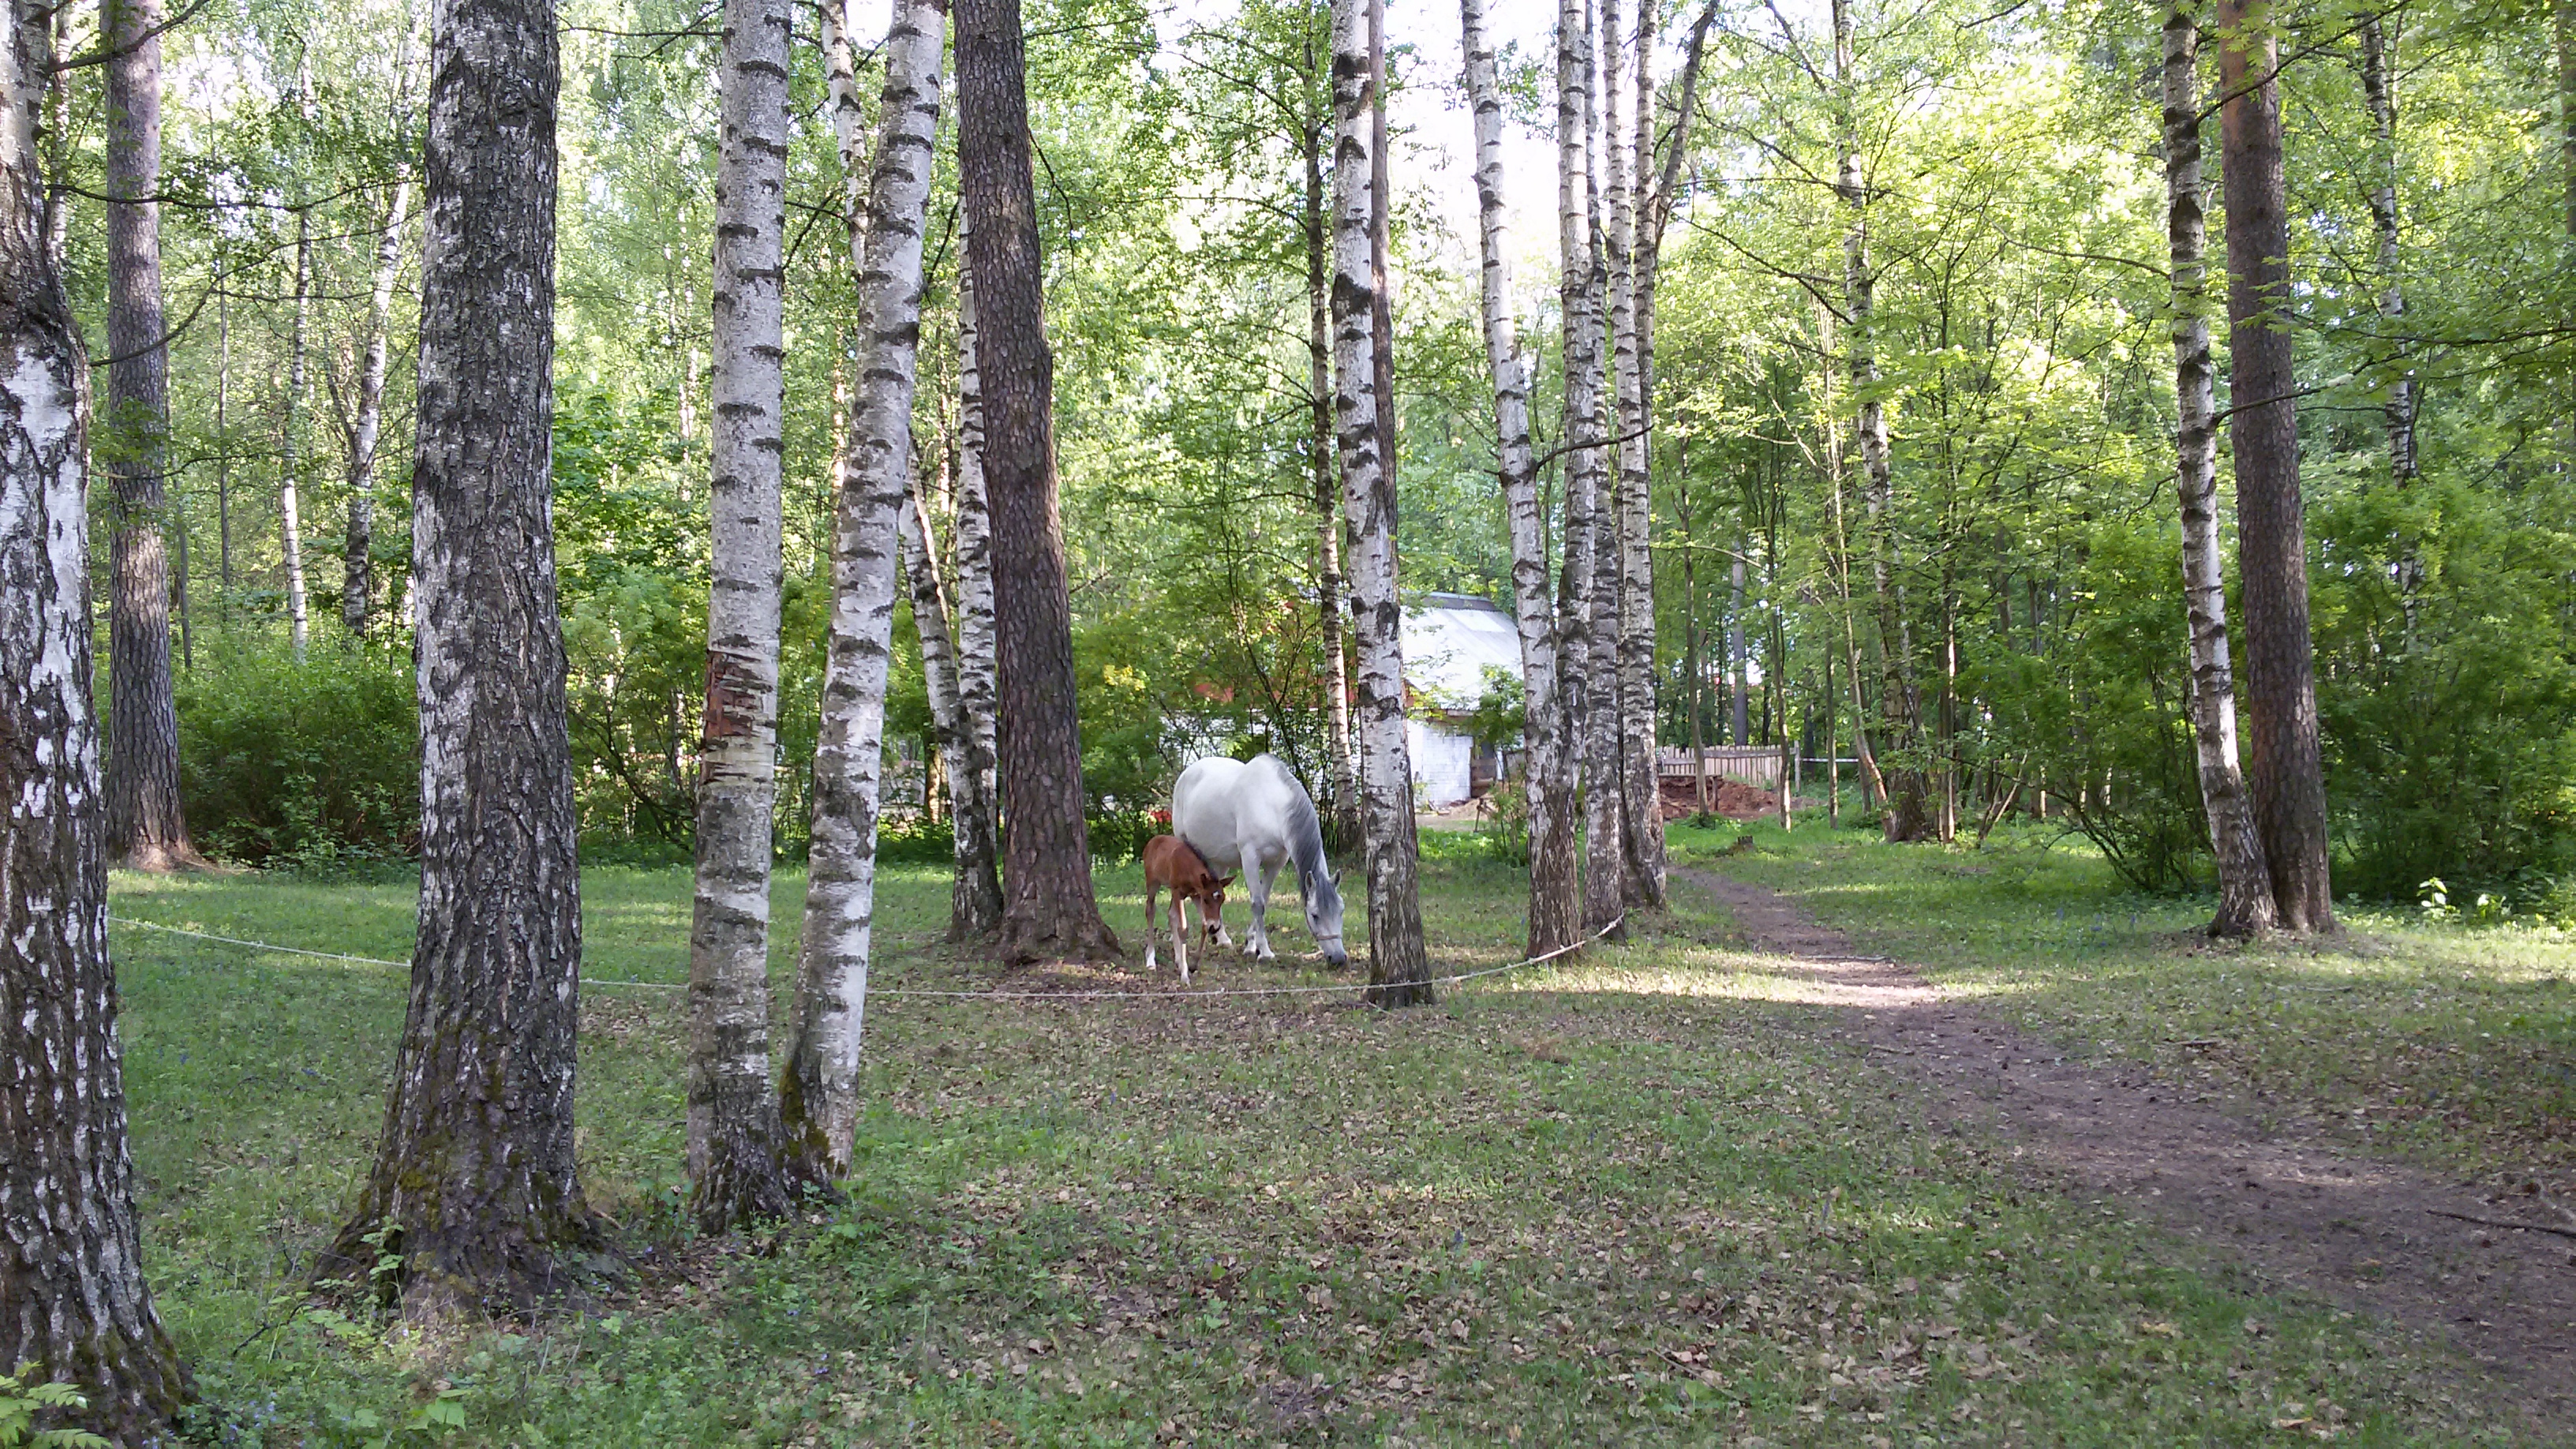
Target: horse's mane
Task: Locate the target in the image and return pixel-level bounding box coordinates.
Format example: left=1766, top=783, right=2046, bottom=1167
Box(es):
left=1260, top=754, right=1336, bottom=906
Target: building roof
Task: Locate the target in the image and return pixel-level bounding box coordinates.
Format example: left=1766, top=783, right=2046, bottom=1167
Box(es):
left=1402, top=593, right=1522, bottom=714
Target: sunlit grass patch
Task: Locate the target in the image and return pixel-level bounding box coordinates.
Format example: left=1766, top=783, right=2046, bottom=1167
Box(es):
left=107, top=852, right=2531, bottom=1445
left=1687, top=817, right=2576, bottom=1186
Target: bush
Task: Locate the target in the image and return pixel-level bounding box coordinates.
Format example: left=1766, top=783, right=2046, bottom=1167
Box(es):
left=178, top=642, right=419, bottom=868
left=1088, top=807, right=1169, bottom=865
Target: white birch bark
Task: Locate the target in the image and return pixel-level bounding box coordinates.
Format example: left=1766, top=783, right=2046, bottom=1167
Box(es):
left=1578, top=0, right=1624, bottom=935
left=282, top=207, right=313, bottom=660
left=2164, top=1, right=2275, bottom=937
left=946, top=230, right=1005, bottom=938
left=1555, top=0, right=1604, bottom=939
left=342, top=174, right=412, bottom=636
left=783, top=0, right=945, bottom=1176
left=898, top=473, right=1002, bottom=934
left=1461, top=0, right=1577, bottom=958
left=2357, top=13, right=2416, bottom=501
left=686, top=0, right=796, bottom=1229
left=1331, top=0, right=1430, bottom=1003
left=1607, top=0, right=1664, bottom=909
left=0, top=9, right=189, bottom=1415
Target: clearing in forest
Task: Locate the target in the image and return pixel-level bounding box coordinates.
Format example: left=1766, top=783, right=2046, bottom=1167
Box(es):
left=108, top=830, right=2558, bottom=1444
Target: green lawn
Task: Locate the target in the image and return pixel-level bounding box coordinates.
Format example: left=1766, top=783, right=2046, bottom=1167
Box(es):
left=1687, top=815, right=2576, bottom=1189
left=103, top=838, right=2532, bottom=1445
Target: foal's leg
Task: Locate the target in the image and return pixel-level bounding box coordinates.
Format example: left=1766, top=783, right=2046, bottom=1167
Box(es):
left=1170, top=894, right=1191, bottom=983
left=1143, top=874, right=1161, bottom=973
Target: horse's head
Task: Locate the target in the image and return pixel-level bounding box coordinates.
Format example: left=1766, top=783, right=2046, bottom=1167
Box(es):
left=1304, top=867, right=1347, bottom=968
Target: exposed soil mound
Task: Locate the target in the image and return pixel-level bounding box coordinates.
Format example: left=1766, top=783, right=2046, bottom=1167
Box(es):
left=1659, top=774, right=1780, bottom=821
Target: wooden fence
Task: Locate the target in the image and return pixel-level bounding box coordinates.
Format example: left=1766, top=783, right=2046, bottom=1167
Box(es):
left=1656, top=745, right=1785, bottom=790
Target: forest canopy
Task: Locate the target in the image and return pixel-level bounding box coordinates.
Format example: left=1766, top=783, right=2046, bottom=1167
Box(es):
left=51, top=0, right=2576, bottom=908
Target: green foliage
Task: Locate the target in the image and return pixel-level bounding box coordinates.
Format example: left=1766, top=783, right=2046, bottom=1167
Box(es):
left=0, top=1365, right=110, bottom=1449
left=2312, top=474, right=2576, bottom=907
left=1975, top=519, right=2207, bottom=894
left=176, top=640, right=418, bottom=868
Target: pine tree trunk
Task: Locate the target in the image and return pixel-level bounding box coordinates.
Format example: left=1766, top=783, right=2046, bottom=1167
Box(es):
left=343, top=174, right=413, bottom=638
left=101, top=0, right=197, bottom=870
left=328, top=0, right=602, bottom=1310
left=900, top=477, right=1003, bottom=935
left=1331, top=0, right=1429, bottom=1004
left=2166, top=2, right=2275, bottom=938
left=2218, top=0, right=2333, bottom=932
left=946, top=236, right=1005, bottom=938
left=957, top=0, right=1118, bottom=962
left=685, top=0, right=796, bottom=1232
left=1461, top=0, right=1576, bottom=960
left=283, top=198, right=313, bottom=660
left=1, top=16, right=191, bottom=1424
left=1305, top=93, right=1358, bottom=850
left=782, top=0, right=948, bottom=1180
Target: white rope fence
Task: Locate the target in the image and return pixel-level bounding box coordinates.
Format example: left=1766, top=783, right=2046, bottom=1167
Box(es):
left=108, top=912, right=1627, bottom=1003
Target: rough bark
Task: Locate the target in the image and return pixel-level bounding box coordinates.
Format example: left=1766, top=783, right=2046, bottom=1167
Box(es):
left=1611, top=0, right=1706, bottom=910
left=782, top=0, right=948, bottom=1180
left=1556, top=0, right=1617, bottom=938
left=328, top=0, right=603, bottom=1311
left=1303, top=113, right=1358, bottom=851
left=900, top=479, right=1002, bottom=937
left=1585, top=0, right=1637, bottom=924
left=1326, top=0, right=1428, bottom=1004
left=2218, top=0, right=2333, bottom=932
left=946, top=235, right=1004, bottom=938
left=101, top=0, right=197, bottom=870
left=956, top=0, right=1118, bottom=962
left=1461, top=0, right=1575, bottom=960
left=2166, top=2, right=2275, bottom=937
left=0, top=10, right=191, bottom=1427
left=686, top=0, right=796, bottom=1233
left=342, top=174, right=413, bottom=637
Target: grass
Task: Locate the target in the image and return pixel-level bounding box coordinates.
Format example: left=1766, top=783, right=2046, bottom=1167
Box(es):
left=1683, top=814, right=2576, bottom=1190
left=103, top=836, right=2538, bottom=1445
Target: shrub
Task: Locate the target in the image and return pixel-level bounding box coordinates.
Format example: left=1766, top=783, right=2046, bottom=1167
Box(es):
left=177, top=641, right=419, bottom=868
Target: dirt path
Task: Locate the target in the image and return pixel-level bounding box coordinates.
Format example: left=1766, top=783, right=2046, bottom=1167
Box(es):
left=1676, top=865, right=2576, bottom=1433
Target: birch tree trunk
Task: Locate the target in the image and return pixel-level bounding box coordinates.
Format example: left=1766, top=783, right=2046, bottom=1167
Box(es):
left=1832, top=0, right=1923, bottom=842
left=1609, top=0, right=1708, bottom=908
left=1302, top=83, right=1358, bottom=849
left=283, top=168, right=313, bottom=660
left=2356, top=14, right=2413, bottom=490
left=1326, top=0, right=1429, bottom=1004
left=781, top=0, right=946, bottom=1181
left=1576, top=0, right=1625, bottom=935
left=2166, top=2, right=2275, bottom=937
left=329, top=0, right=600, bottom=1312
left=946, top=238, right=1005, bottom=938
left=957, top=0, right=1120, bottom=962
left=900, top=477, right=1002, bottom=936
left=102, top=0, right=197, bottom=870
left=342, top=174, right=413, bottom=638
left=2218, top=0, right=2333, bottom=932
left=0, top=12, right=190, bottom=1425
left=1556, top=0, right=1610, bottom=941
left=1461, top=0, right=1576, bottom=960
left=685, top=0, right=796, bottom=1232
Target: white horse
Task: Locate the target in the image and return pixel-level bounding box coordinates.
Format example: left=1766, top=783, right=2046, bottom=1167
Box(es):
left=1170, top=754, right=1348, bottom=968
